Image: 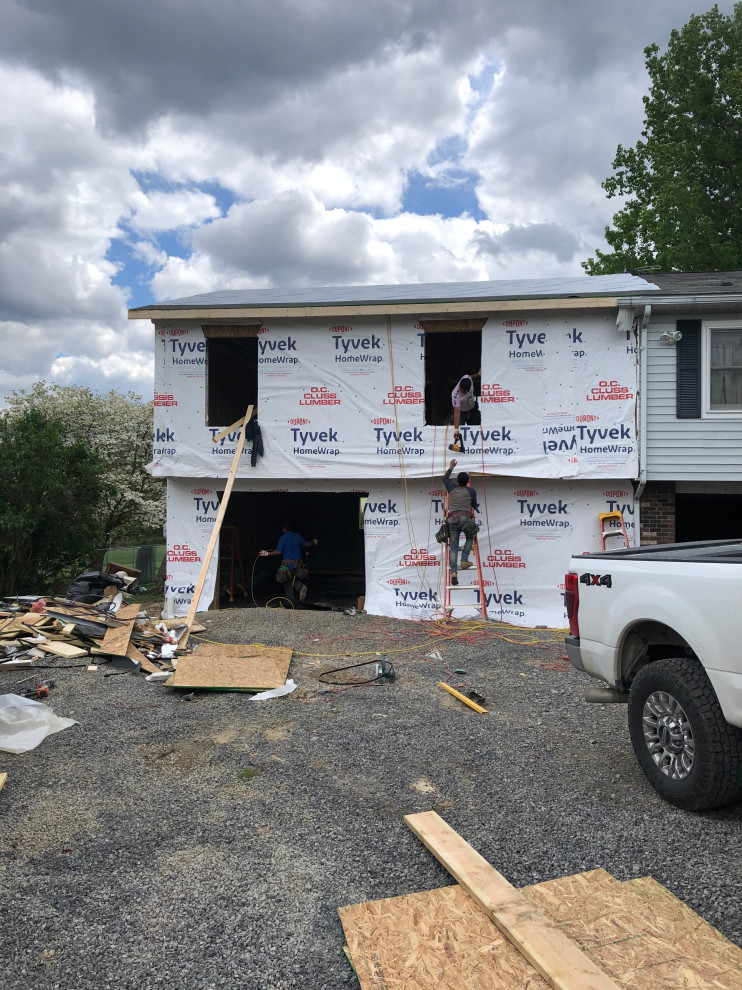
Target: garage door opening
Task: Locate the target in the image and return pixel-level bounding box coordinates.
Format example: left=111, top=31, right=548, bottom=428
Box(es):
left=215, top=491, right=368, bottom=609
left=675, top=493, right=742, bottom=542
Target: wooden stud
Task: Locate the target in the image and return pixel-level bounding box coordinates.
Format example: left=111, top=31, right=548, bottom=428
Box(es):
left=0, top=773, right=6, bottom=794
left=404, top=811, right=620, bottom=990
left=210, top=417, right=246, bottom=444
left=179, top=404, right=253, bottom=649
left=438, top=682, right=487, bottom=714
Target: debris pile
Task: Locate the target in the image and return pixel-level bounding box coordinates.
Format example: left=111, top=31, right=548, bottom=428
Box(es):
left=0, top=595, right=204, bottom=676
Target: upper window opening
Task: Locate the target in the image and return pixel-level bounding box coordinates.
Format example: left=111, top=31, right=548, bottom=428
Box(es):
left=203, top=325, right=260, bottom=426
left=421, top=320, right=484, bottom=426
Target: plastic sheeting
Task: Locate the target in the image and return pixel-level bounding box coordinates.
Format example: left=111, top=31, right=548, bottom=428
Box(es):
left=152, top=312, right=637, bottom=481
left=0, top=694, right=77, bottom=753
left=163, top=477, right=636, bottom=628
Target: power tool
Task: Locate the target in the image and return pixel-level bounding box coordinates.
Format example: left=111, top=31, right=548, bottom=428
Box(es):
left=448, top=431, right=466, bottom=454
left=22, top=678, right=57, bottom=700
left=374, top=659, right=396, bottom=682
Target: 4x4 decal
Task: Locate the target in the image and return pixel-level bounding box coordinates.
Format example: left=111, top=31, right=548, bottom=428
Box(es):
left=579, top=572, right=612, bottom=588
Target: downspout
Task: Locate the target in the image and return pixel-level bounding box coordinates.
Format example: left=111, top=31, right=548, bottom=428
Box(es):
left=635, top=303, right=652, bottom=503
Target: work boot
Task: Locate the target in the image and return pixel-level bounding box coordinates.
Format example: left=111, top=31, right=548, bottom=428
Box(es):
left=460, top=561, right=473, bottom=569
left=451, top=572, right=458, bottom=585
left=299, top=585, right=307, bottom=601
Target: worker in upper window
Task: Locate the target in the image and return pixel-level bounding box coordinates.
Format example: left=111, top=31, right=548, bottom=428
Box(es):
left=451, top=370, right=481, bottom=432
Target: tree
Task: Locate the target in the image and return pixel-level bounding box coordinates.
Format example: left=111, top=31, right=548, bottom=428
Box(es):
left=0, top=411, right=104, bottom=595
left=584, top=3, right=742, bottom=274
left=6, top=383, right=165, bottom=546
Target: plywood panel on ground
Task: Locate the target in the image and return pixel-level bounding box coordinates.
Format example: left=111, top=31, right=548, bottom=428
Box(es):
left=339, top=884, right=550, bottom=990
left=100, top=621, right=134, bottom=658
left=167, top=643, right=292, bottom=691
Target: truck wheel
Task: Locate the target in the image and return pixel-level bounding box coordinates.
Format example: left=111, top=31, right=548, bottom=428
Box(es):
left=628, top=658, right=742, bottom=811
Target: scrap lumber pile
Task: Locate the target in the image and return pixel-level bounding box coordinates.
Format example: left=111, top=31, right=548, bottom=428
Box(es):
left=0, top=598, right=203, bottom=675
left=339, top=811, right=742, bottom=990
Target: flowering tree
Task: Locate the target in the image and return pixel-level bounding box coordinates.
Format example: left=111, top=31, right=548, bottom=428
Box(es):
left=6, top=383, right=165, bottom=546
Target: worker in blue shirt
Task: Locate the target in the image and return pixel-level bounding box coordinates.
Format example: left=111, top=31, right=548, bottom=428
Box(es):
left=260, top=523, right=318, bottom=602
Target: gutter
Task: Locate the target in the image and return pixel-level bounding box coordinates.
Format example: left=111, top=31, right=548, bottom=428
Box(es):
left=635, top=304, right=651, bottom=505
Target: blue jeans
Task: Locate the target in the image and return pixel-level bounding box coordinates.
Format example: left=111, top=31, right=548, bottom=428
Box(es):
left=448, top=514, right=473, bottom=573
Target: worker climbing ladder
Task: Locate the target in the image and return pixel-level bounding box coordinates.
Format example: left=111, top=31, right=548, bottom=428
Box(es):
left=439, top=491, right=488, bottom=620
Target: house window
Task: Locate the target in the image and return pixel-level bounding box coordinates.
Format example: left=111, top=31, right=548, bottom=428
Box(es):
left=708, top=327, right=742, bottom=412
left=203, top=325, right=260, bottom=426
left=420, top=319, right=485, bottom=426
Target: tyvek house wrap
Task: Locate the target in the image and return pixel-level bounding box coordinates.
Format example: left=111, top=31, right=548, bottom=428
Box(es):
left=164, top=477, right=636, bottom=627
left=151, top=312, right=637, bottom=481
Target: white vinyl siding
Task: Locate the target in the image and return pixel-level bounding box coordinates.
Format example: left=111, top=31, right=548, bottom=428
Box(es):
left=645, top=314, right=742, bottom=480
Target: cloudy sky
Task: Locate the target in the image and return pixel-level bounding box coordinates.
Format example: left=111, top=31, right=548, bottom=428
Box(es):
left=0, top=0, right=731, bottom=400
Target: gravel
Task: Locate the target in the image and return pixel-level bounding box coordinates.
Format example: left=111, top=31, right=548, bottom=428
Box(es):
left=1, top=606, right=741, bottom=989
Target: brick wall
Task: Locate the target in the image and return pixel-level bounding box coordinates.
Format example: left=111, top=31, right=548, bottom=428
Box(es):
left=640, top=482, right=675, bottom=545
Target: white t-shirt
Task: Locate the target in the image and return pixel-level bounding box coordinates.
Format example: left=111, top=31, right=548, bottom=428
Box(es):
left=451, top=376, right=476, bottom=412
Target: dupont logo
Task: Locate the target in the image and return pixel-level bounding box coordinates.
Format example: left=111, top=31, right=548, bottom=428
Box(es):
left=371, top=417, right=394, bottom=425
left=587, top=380, right=634, bottom=401
left=154, top=393, right=178, bottom=406
left=484, top=550, right=526, bottom=570
left=502, top=319, right=528, bottom=327
left=288, top=418, right=310, bottom=425
left=514, top=489, right=538, bottom=497
left=575, top=414, right=599, bottom=423
left=428, top=489, right=445, bottom=497
left=329, top=325, right=352, bottom=332
left=388, top=578, right=411, bottom=586
left=603, top=490, right=628, bottom=498
left=166, top=544, right=201, bottom=563
left=190, top=488, right=212, bottom=495
left=480, top=382, right=514, bottom=404
left=383, top=385, right=423, bottom=405
left=300, top=386, right=340, bottom=406
left=165, top=329, right=187, bottom=336
left=398, top=548, right=439, bottom=567
left=257, top=326, right=269, bottom=334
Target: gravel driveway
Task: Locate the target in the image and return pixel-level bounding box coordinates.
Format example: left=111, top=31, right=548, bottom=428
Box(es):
left=1, top=607, right=741, bottom=989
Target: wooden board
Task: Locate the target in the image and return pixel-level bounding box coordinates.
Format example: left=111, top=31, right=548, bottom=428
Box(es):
left=116, top=604, right=141, bottom=620
left=179, top=404, right=253, bottom=649
left=404, top=812, right=620, bottom=990
left=125, top=641, right=160, bottom=674
left=340, top=884, right=550, bottom=989
left=100, top=621, right=134, bottom=658
left=0, top=773, right=6, bottom=793
left=37, top=641, right=89, bottom=658
left=167, top=643, right=291, bottom=691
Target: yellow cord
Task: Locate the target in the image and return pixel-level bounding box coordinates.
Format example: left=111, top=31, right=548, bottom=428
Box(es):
left=190, top=618, right=568, bottom=659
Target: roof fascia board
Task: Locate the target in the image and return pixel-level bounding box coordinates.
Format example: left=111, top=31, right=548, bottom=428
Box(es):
left=129, top=296, right=620, bottom=320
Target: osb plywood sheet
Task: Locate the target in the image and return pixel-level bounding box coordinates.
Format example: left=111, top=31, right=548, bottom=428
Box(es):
left=339, top=884, right=550, bottom=990
left=100, top=621, right=134, bottom=658
left=523, top=869, right=742, bottom=990
left=168, top=644, right=292, bottom=691
left=341, top=869, right=742, bottom=990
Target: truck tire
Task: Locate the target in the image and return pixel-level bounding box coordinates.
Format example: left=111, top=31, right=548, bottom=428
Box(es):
left=628, top=658, right=742, bottom=811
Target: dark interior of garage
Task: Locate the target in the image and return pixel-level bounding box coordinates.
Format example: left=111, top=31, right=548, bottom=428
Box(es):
left=675, top=493, right=742, bottom=542
left=214, top=490, right=367, bottom=609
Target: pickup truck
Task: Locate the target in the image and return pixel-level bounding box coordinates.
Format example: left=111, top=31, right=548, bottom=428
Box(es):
left=565, top=539, right=742, bottom=811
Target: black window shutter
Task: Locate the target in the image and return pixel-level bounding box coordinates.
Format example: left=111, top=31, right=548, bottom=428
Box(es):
left=676, top=320, right=701, bottom=418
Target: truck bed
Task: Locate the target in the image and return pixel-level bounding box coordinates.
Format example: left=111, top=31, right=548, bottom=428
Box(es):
left=578, top=538, right=742, bottom=563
